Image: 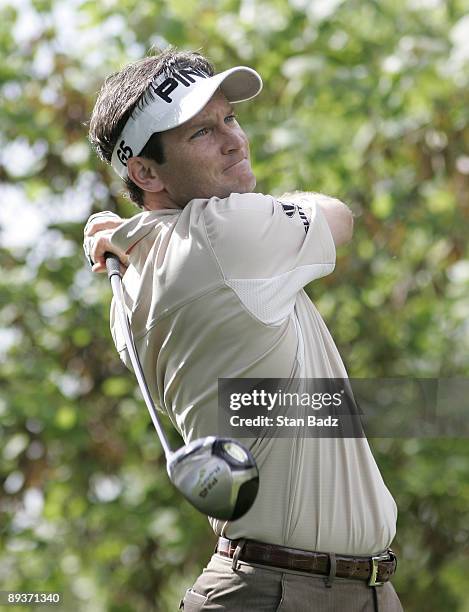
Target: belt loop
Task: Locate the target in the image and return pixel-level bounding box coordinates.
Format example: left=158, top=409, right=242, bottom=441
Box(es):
left=324, top=552, right=336, bottom=588
left=231, top=539, right=246, bottom=572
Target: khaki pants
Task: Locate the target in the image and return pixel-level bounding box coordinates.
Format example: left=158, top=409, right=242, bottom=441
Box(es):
left=180, top=553, right=404, bottom=611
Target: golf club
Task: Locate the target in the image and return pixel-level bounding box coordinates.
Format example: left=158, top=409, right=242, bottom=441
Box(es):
left=103, top=252, right=259, bottom=520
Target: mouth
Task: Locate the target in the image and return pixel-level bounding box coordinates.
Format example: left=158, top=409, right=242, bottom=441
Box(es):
left=224, top=158, right=248, bottom=172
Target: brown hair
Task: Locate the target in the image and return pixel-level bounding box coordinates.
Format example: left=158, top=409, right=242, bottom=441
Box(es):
left=88, top=46, right=215, bottom=208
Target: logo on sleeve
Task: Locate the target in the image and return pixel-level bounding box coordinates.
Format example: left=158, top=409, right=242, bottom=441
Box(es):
left=278, top=201, right=310, bottom=234
left=297, top=206, right=310, bottom=234
left=280, top=202, right=296, bottom=218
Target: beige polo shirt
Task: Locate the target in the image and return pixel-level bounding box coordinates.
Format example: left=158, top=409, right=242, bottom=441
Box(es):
left=102, top=191, right=397, bottom=555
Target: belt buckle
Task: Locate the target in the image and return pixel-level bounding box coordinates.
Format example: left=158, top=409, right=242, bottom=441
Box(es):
left=368, top=551, right=390, bottom=586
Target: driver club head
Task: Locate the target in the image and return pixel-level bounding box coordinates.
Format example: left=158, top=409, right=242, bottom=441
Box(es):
left=167, top=437, right=259, bottom=521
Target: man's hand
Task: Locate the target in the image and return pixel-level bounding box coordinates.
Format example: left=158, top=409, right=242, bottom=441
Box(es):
left=83, top=212, right=129, bottom=274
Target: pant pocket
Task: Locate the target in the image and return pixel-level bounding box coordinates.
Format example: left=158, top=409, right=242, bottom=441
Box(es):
left=179, top=588, right=208, bottom=611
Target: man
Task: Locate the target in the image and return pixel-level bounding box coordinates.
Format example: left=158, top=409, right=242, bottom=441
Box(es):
left=84, top=47, right=403, bottom=611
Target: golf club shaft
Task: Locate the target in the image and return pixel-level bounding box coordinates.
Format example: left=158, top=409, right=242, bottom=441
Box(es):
left=105, top=252, right=173, bottom=460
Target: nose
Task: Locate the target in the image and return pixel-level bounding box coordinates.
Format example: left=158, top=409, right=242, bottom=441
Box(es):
left=220, top=125, right=246, bottom=155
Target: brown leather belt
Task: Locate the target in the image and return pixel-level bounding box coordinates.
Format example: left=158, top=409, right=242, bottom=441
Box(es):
left=217, top=537, right=397, bottom=586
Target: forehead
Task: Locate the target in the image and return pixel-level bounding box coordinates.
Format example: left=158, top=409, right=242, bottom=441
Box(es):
left=190, top=89, right=232, bottom=120
left=164, top=90, right=232, bottom=138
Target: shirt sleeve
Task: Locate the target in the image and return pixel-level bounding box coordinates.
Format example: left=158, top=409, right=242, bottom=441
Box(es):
left=203, top=192, right=336, bottom=281
left=109, top=211, right=160, bottom=270
left=202, top=192, right=336, bottom=325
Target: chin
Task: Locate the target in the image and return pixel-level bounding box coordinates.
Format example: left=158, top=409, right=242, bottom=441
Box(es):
left=235, top=175, right=257, bottom=194
left=208, top=176, right=257, bottom=200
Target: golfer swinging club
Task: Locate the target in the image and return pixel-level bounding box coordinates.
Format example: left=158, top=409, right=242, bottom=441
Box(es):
left=84, top=47, right=403, bottom=611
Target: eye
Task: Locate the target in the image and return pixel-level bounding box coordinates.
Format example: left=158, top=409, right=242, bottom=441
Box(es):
left=191, top=127, right=210, bottom=139
left=225, top=114, right=237, bottom=123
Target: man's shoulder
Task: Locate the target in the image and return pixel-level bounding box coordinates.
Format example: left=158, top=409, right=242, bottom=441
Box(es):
left=189, top=192, right=275, bottom=215
left=110, top=209, right=180, bottom=254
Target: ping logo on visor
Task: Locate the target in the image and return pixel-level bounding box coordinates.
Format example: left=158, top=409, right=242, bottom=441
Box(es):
left=150, top=67, right=210, bottom=103
left=110, top=65, right=263, bottom=179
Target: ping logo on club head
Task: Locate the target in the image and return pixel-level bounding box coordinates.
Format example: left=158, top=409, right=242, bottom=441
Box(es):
left=117, top=140, right=133, bottom=166
left=197, top=465, right=222, bottom=497
left=199, top=476, right=219, bottom=498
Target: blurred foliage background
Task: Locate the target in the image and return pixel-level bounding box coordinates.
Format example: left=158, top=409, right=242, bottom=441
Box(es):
left=1, top=0, right=468, bottom=610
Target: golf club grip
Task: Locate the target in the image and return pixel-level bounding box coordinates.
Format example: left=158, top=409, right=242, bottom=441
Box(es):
left=105, top=252, right=121, bottom=279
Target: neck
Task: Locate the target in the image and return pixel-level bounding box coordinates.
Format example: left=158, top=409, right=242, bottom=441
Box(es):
left=143, top=191, right=183, bottom=212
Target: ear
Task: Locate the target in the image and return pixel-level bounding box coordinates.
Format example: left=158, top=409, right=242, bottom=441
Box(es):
left=126, top=157, right=165, bottom=193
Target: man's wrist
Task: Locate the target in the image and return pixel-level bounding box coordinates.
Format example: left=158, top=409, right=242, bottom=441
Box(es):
left=83, top=211, right=124, bottom=266
left=83, top=211, right=122, bottom=235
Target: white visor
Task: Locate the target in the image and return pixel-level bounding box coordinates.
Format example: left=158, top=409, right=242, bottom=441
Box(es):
left=111, top=65, right=263, bottom=179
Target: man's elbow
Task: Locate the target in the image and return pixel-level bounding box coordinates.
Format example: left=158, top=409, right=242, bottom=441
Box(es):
left=336, top=208, right=354, bottom=247
left=317, top=198, right=354, bottom=247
